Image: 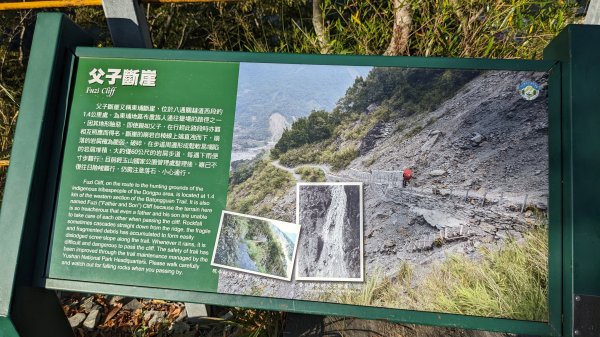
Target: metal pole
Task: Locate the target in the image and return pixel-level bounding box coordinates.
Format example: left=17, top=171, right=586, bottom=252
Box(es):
left=102, top=0, right=153, bottom=48
left=521, top=193, right=529, bottom=213
left=585, top=0, right=600, bottom=25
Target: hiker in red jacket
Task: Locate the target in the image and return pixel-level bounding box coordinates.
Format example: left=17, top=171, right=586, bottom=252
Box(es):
left=403, top=168, right=413, bottom=188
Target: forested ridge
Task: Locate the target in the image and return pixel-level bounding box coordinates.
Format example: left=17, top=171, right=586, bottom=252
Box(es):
left=272, top=67, right=481, bottom=161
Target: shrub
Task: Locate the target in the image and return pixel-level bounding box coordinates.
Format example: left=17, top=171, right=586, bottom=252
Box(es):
left=362, top=155, right=378, bottom=167
left=227, top=160, right=294, bottom=217
left=394, top=122, right=407, bottom=133
left=328, top=145, right=359, bottom=171
left=278, top=144, right=321, bottom=167
left=274, top=110, right=334, bottom=155
left=295, top=167, right=326, bottom=182
left=229, top=155, right=262, bottom=186
left=404, top=125, right=423, bottom=139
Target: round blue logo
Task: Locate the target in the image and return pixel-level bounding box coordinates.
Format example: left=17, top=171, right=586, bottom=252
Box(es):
left=517, top=81, right=541, bottom=101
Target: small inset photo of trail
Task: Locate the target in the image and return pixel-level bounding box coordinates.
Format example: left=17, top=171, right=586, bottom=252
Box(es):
left=212, top=211, right=300, bottom=281
left=296, top=183, right=363, bottom=281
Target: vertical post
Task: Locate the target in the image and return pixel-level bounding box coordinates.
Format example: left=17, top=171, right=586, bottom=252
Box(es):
left=521, top=194, right=529, bottom=213
left=102, top=0, right=153, bottom=48
left=585, top=0, right=600, bottom=25
left=0, top=13, right=93, bottom=337
left=545, top=24, right=600, bottom=337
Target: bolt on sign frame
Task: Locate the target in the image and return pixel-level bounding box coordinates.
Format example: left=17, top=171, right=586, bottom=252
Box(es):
left=0, top=13, right=598, bottom=337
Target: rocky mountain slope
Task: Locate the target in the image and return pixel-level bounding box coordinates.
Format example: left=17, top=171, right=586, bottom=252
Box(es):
left=221, top=68, right=549, bottom=321
left=357, top=70, right=548, bottom=195
left=296, top=184, right=362, bottom=280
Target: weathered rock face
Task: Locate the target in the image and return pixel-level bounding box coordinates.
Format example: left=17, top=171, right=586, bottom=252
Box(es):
left=359, top=122, right=393, bottom=155
left=297, top=185, right=331, bottom=270
left=343, top=185, right=361, bottom=275
left=420, top=131, right=441, bottom=153
left=366, top=71, right=549, bottom=195
left=429, top=169, right=446, bottom=177
left=296, top=185, right=362, bottom=279
left=213, top=219, right=240, bottom=267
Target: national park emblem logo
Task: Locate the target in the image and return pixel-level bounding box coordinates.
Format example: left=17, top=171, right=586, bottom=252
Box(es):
left=517, top=81, right=541, bottom=101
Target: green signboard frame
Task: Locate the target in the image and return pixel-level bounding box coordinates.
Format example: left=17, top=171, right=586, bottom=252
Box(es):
left=0, top=13, right=599, bottom=337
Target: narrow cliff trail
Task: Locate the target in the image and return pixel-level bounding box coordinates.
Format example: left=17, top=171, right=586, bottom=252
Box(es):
left=238, top=241, right=257, bottom=271
left=270, top=160, right=335, bottom=182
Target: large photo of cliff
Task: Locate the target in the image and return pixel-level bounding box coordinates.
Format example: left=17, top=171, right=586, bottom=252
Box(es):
left=296, top=183, right=363, bottom=281
left=219, top=63, right=549, bottom=322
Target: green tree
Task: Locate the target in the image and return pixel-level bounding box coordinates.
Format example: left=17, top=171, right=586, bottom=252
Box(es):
left=273, top=110, right=333, bottom=156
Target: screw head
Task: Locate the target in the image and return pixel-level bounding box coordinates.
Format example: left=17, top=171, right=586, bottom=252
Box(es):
left=575, top=295, right=581, bottom=302
left=574, top=329, right=580, bottom=336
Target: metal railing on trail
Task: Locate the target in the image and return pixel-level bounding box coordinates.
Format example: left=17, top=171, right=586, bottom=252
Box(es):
left=346, top=168, right=541, bottom=215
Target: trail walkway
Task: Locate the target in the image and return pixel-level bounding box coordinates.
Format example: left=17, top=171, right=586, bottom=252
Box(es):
left=270, top=160, right=340, bottom=182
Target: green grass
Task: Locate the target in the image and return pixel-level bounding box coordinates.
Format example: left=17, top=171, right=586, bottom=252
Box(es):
left=278, top=139, right=359, bottom=172
left=227, top=160, right=295, bottom=219
left=224, top=307, right=286, bottom=337
left=421, top=225, right=548, bottom=321
left=316, top=224, right=548, bottom=321
left=295, top=167, right=326, bottom=182
left=404, top=125, right=423, bottom=139
left=318, top=262, right=414, bottom=307
left=278, top=143, right=322, bottom=167
left=245, top=241, right=263, bottom=270
left=328, top=145, right=359, bottom=171
left=394, top=122, right=407, bottom=134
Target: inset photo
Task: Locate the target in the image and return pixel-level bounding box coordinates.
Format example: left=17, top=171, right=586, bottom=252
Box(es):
left=212, top=211, right=300, bottom=281
left=295, top=182, right=364, bottom=282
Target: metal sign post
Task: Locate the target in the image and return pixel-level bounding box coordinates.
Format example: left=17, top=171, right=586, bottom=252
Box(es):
left=0, top=14, right=94, bottom=337
left=102, top=0, right=152, bottom=48
left=545, top=24, right=600, bottom=337
left=585, top=0, right=600, bottom=25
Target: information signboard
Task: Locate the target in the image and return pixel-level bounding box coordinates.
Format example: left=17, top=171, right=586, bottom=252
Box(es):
left=47, top=53, right=556, bottom=325
left=49, top=57, right=238, bottom=291
left=12, top=13, right=600, bottom=337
